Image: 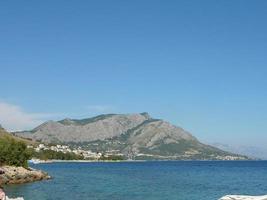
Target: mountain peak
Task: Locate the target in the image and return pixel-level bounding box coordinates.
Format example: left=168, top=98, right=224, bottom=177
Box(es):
left=140, top=112, right=151, bottom=119
left=58, top=118, right=75, bottom=125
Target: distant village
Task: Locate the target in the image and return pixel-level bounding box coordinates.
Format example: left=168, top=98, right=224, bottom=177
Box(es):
left=27, top=144, right=245, bottom=162
left=27, top=143, right=124, bottom=160
left=214, top=155, right=246, bottom=161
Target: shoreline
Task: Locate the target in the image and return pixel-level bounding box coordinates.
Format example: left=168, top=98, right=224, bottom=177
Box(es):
left=30, top=159, right=146, bottom=164
left=29, top=159, right=262, bottom=164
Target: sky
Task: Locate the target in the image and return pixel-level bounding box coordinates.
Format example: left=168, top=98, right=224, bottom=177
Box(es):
left=0, top=1, right=267, bottom=148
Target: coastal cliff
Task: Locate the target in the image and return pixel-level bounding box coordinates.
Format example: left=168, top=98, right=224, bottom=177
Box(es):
left=0, top=166, right=50, bottom=185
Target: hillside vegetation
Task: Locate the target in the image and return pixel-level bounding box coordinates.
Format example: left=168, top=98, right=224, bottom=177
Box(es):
left=0, top=127, right=32, bottom=167
left=0, top=127, right=84, bottom=166
left=31, top=149, right=84, bottom=161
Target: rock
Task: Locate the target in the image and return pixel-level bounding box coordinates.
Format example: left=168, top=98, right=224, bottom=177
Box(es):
left=0, top=166, right=51, bottom=185
left=219, top=195, right=267, bottom=200
left=0, top=168, right=5, bottom=174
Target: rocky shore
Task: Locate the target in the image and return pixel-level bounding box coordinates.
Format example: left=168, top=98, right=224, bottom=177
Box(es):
left=0, top=166, right=51, bottom=185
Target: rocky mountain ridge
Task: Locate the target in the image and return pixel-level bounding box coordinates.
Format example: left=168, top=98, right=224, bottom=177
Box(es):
left=18, top=113, right=151, bottom=143
left=14, top=113, right=248, bottom=160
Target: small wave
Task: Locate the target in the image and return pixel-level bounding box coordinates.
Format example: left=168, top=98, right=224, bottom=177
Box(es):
left=6, top=196, right=24, bottom=200
left=219, top=195, right=267, bottom=200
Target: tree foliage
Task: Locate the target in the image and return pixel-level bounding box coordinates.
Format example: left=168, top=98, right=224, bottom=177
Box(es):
left=100, top=154, right=124, bottom=161
left=32, top=149, right=84, bottom=160
left=0, top=136, right=31, bottom=168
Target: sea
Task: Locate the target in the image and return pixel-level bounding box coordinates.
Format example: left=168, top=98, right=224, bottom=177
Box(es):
left=4, top=161, right=267, bottom=200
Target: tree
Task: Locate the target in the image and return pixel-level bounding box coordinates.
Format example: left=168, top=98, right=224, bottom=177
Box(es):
left=0, top=136, right=32, bottom=168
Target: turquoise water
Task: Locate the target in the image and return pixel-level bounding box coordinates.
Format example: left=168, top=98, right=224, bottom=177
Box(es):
left=5, top=161, right=267, bottom=200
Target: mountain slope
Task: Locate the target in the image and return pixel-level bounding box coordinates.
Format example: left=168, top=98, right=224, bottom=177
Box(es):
left=0, top=125, right=36, bottom=145
left=14, top=113, right=248, bottom=160
left=16, top=113, right=150, bottom=143
left=211, top=143, right=266, bottom=160
left=83, top=119, right=244, bottom=160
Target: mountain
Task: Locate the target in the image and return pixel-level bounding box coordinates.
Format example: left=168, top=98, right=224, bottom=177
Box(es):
left=16, top=113, right=151, bottom=143
left=14, top=113, right=248, bottom=160
left=0, top=125, right=36, bottom=145
left=211, top=143, right=267, bottom=160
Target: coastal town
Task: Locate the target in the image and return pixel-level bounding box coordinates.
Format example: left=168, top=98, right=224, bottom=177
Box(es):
left=27, top=143, right=124, bottom=161
left=27, top=143, right=246, bottom=162
left=29, top=143, right=101, bottom=159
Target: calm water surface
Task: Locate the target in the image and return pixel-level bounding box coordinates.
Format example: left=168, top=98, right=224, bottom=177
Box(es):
left=5, top=161, right=267, bottom=200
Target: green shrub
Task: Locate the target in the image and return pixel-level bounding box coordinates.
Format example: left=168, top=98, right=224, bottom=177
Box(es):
left=32, top=149, right=84, bottom=160
left=0, top=136, right=32, bottom=168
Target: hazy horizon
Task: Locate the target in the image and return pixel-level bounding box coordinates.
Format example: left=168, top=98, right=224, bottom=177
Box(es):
left=1, top=1, right=267, bottom=149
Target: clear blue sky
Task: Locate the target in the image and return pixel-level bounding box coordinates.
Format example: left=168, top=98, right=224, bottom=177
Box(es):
left=1, top=1, right=267, bottom=147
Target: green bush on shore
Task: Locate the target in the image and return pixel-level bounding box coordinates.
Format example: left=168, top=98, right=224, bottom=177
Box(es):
left=0, top=136, right=31, bottom=168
